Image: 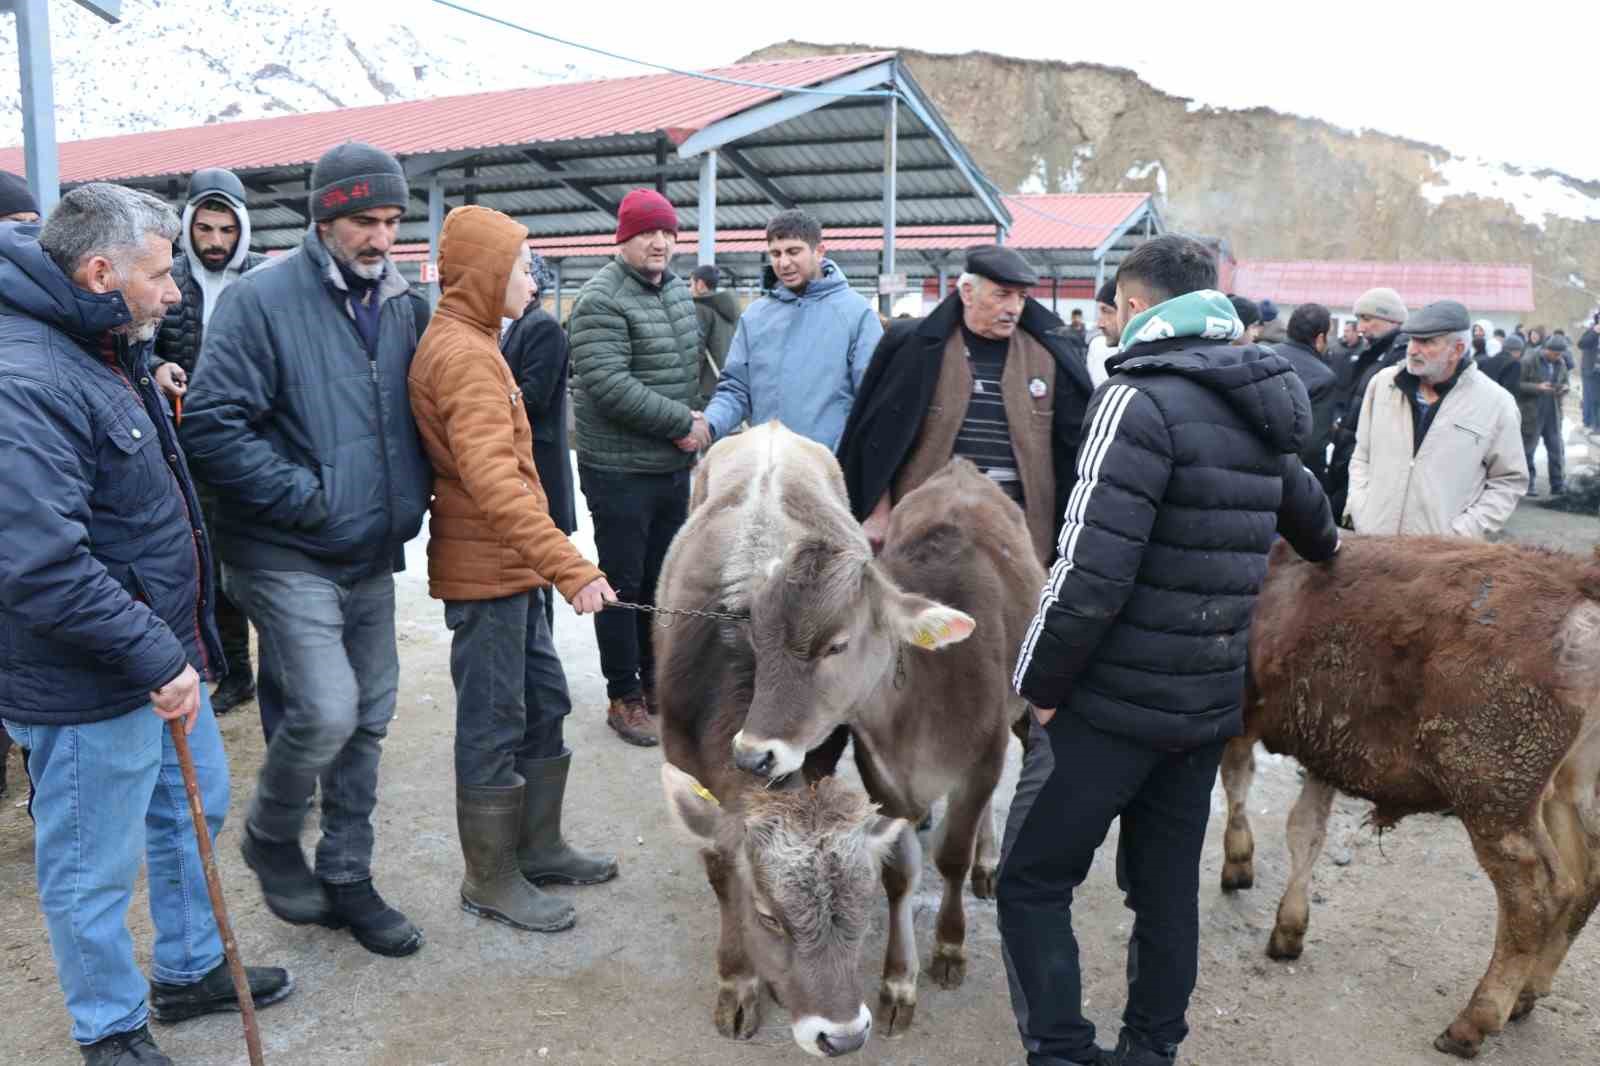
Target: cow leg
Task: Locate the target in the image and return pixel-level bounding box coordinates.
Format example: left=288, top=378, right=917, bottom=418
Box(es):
left=1219, top=737, right=1257, bottom=892
left=1514, top=752, right=1600, bottom=1020
left=1436, top=826, right=1567, bottom=1058
left=702, top=848, right=761, bottom=1040
left=1266, top=775, right=1335, bottom=960
left=878, top=823, right=922, bottom=1037
left=971, top=793, right=999, bottom=900
left=928, top=755, right=1004, bottom=990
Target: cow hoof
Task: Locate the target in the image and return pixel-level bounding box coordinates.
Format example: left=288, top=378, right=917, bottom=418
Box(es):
left=927, top=942, right=966, bottom=990
left=1220, top=862, right=1255, bottom=892
left=1433, top=1023, right=1483, bottom=1059
left=1266, top=927, right=1305, bottom=961
left=1509, top=990, right=1540, bottom=1023
left=877, top=978, right=917, bottom=1037
left=715, top=977, right=761, bottom=1041
left=970, top=864, right=997, bottom=900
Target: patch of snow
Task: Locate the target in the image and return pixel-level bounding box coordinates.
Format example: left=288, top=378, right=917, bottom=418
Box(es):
left=1570, top=273, right=1587, bottom=291
left=1185, top=100, right=1208, bottom=114
left=1124, top=159, right=1168, bottom=202
left=1018, top=157, right=1049, bottom=196
left=1064, top=143, right=1095, bottom=193
left=1420, top=155, right=1600, bottom=229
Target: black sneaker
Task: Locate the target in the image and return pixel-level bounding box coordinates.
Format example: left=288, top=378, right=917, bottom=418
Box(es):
left=240, top=826, right=334, bottom=926
left=322, top=878, right=424, bottom=957
left=149, top=958, right=294, bottom=1023
left=80, top=1025, right=172, bottom=1065
left=1109, top=1030, right=1177, bottom=1065
left=211, top=674, right=257, bottom=715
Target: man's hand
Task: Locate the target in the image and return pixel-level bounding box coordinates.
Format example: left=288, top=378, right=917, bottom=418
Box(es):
left=151, top=664, right=202, bottom=735
left=1032, top=706, right=1056, bottom=727
left=675, top=413, right=712, bottom=453
left=153, top=362, right=188, bottom=401
left=571, top=576, right=618, bottom=615
left=862, top=492, right=892, bottom=554
left=1538, top=382, right=1555, bottom=393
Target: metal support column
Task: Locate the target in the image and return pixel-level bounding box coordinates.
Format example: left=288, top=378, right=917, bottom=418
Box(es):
left=14, top=0, right=59, bottom=215
left=426, top=177, right=445, bottom=308
left=879, top=92, right=898, bottom=317
left=936, top=265, right=947, bottom=304
left=698, top=150, right=717, bottom=267
left=1051, top=275, right=1060, bottom=314
left=551, top=259, right=563, bottom=322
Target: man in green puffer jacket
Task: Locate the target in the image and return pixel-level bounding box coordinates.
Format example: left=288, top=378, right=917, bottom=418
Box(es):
left=569, top=188, right=703, bottom=746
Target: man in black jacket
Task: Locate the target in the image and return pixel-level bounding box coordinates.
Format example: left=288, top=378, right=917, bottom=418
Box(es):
left=1326, top=286, right=1409, bottom=523
left=1276, top=303, right=1338, bottom=486
left=152, top=167, right=271, bottom=715
left=835, top=245, right=1093, bottom=565
left=997, top=235, right=1338, bottom=1066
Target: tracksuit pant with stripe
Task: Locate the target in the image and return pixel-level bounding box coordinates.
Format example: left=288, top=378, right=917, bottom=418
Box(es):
left=998, top=712, right=1225, bottom=1065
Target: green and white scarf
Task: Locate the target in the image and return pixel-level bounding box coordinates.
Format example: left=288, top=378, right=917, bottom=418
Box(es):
left=1119, top=289, right=1243, bottom=350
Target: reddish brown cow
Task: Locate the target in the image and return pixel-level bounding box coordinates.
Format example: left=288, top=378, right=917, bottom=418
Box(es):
left=1221, top=535, right=1600, bottom=1059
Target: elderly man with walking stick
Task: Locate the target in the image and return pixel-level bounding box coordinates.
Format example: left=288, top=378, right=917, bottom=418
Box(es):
left=0, top=184, right=293, bottom=1066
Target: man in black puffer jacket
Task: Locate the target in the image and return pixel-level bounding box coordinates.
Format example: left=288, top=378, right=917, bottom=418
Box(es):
left=997, top=236, right=1339, bottom=1066
left=152, top=167, right=270, bottom=715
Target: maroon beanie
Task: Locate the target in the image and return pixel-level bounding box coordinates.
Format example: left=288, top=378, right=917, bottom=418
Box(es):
left=615, top=188, right=679, bottom=244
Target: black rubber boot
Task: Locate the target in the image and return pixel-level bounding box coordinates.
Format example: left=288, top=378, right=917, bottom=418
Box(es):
left=516, top=751, right=619, bottom=886
left=79, top=1025, right=172, bottom=1065
left=240, top=826, right=333, bottom=926
left=149, top=959, right=294, bottom=1023
left=458, top=779, right=576, bottom=932
left=321, top=877, right=424, bottom=957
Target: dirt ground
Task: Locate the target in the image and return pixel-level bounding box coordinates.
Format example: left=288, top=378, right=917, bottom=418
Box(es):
left=2, top=492, right=1597, bottom=1066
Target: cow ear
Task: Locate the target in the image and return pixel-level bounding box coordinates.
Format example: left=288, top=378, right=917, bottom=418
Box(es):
left=863, top=815, right=909, bottom=863
left=888, top=593, right=975, bottom=651
left=661, top=763, right=722, bottom=844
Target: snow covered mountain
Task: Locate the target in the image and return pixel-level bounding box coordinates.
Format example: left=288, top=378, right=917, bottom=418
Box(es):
left=0, top=0, right=597, bottom=143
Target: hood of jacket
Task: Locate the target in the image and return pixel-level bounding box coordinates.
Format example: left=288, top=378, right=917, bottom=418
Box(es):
left=434, top=206, right=529, bottom=333
left=0, top=223, right=133, bottom=341
left=1114, top=339, right=1312, bottom=456
left=762, top=258, right=854, bottom=305
left=179, top=188, right=254, bottom=279
left=696, top=288, right=741, bottom=324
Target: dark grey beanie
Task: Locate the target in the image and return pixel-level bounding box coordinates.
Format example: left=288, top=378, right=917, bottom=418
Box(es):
left=0, top=170, right=39, bottom=217
left=309, top=142, right=408, bottom=221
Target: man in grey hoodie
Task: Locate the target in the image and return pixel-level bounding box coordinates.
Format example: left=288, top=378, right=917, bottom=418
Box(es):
left=699, top=210, right=883, bottom=450
left=153, top=168, right=270, bottom=717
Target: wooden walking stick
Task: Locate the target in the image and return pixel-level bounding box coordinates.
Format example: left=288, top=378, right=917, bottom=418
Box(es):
left=169, top=719, right=266, bottom=1066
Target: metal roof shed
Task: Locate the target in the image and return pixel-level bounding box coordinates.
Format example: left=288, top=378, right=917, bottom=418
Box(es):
left=0, top=52, right=1010, bottom=308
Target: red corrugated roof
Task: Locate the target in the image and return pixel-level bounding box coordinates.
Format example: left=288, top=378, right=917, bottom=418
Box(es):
left=1231, top=260, right=1536, bottom=312
left=0, top=53, right=893, bottom=183
left=388, top=194, right=1149, bottom=260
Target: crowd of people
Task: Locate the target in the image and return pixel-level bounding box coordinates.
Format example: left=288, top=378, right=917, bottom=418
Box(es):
left=0, top=144, right=1594, bottom=1066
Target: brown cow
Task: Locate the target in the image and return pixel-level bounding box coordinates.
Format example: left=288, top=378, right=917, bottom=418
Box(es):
left=1220, top=535, right=1600, bottom=1059
left=655, top=423, right=1042, bottom=1056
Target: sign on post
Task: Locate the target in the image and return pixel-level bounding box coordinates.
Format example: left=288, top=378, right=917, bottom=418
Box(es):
left=877, top=273, right=909, bottom=295
left=419, top=262, right=439, bottom=284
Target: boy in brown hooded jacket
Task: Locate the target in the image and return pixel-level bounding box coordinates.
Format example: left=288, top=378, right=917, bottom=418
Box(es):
left=409, top=205, right=618, bottom=933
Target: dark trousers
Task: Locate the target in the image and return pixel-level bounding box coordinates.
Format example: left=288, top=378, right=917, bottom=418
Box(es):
left=198, top=488, right=253, bottom=685
left=1524, top=403, right=1565, bottom=492
left=444, top=588, right=571, bottom=788
left=1583, top=370, right=1600, bottom=429
left=578, top=465, right=690, bottom=701
left=997, top=712, right=1225, bottom=1065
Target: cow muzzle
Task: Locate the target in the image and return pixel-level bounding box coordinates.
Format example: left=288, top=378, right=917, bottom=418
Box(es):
left=793, top=1004, right=872, bottom=1058
left=731, top=730, right=805, bottom=779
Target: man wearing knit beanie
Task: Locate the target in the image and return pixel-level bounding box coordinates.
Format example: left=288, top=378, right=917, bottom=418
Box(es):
left=1326, top=284, right=1411, bottom=523
left=568, top=187, right=703, bottom=746
left=0, top=170, right=40, bottom=222
left=181, top=141, right=433, bottom=959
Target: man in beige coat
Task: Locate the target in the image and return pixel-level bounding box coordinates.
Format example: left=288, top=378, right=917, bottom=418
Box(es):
left=1348, top=300, right=1527, bottom=537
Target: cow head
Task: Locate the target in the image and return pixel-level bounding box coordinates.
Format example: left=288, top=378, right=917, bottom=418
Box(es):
left=731, top=538, right=975, bottom=780
left=662, top=763, right=907, bottom=1057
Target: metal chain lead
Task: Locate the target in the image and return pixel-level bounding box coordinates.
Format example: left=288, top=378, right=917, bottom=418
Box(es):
left=602, top=599, right=750, bottom=627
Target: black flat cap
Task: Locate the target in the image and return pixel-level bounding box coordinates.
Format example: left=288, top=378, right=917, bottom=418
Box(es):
left=966, top=245, right=1038, bottom=287
left=1501, top=333, right=1525, bottom=352
left=1400, top=299, right=1471, bottom=338
left=1543, top=333, right=1570, bottom=353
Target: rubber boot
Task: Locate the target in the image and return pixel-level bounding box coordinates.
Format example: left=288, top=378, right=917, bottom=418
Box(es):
left=516, top=750, right=620, bottom=886
left=458, top=778, right=576, bottom=932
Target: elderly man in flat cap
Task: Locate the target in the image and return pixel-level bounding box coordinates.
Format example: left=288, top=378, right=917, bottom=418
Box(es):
left=1347, top=300, right=1526, bottom=536
left=1326, top=285, right=1410, bottom=523
left=837, top=245, right=1093, bottom=565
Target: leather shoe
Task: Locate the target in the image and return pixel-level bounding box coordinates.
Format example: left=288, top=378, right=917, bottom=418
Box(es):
left=149, top=958, right=293, bottom=1023
left=79, top=1025, right=171, bottom=1065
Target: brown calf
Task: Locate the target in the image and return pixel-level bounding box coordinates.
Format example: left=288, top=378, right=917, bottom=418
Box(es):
left=1221, top=535, right=1600, bottom=1058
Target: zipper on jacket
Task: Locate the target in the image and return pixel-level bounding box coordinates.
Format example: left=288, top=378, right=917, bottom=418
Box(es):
left=369, top=355, right=395, bottom=538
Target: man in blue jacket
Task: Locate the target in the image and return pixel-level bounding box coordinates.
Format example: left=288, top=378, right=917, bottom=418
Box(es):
left=0, top=184, right=292, bottom=1066
left=180, top=143, right=433, bottom=960
left=997, top=236, right=1338, bottom=1066
left=698, top=209, right=883, bottom=450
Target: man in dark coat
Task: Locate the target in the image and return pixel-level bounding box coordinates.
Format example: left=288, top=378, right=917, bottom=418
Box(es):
left=1327, top=286, right=1409, bottom=523
left=500, top=256, right=576, bottom=628
left=835, top=245, right=1093, bottom=565
left=1275, top=302, right=1338, bottom=485
left=1477, top=330, right=1526, bottom=398
left=1579, top=316, right=1599, bottom=431
left=0, top=183, right=293, bottom=1065
left=997, top=235, right=1338, bottom=1066
left=690, top=263, right=739, bottom=403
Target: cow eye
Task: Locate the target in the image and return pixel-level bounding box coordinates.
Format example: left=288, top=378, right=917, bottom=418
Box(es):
left=755, top=909, right=785, bottom=935
left=823, top=640, right=849, bottom=658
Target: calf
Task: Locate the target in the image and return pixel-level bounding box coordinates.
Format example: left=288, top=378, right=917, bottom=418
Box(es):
left=655, top=424, right=1041, bottom=1055
left=1221, top=535, right=1600, bottom=1058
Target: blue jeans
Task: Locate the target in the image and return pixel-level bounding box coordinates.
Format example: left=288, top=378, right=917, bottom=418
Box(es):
left=3, top=689, right=229, bottom=1045
left=223, top=565, right=397, bottom=884
left=445, top=588, right=570, bottom=788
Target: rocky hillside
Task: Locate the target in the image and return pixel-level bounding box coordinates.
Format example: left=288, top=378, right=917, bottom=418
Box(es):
left=752, top=42, right=1600, bottom=328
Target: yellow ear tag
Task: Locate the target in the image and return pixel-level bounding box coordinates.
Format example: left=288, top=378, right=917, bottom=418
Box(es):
left=690, top=778, right=720, bottom=806
left=912, top=621, right=949, bottom=649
